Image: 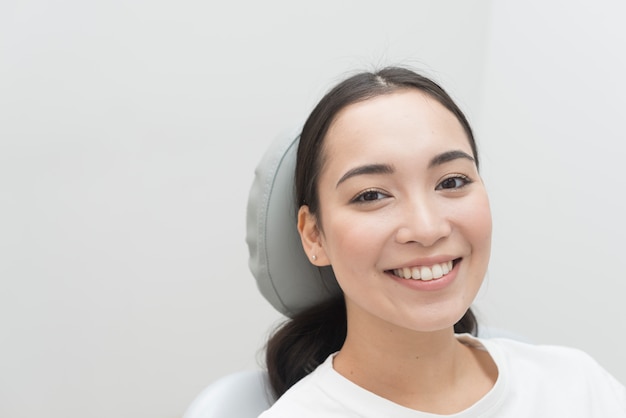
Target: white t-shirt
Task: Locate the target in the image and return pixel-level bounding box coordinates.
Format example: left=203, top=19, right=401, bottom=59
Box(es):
left=259, top=335, right=626, bottom=417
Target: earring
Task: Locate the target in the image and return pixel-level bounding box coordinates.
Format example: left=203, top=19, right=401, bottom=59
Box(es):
left=311, top=255, right=317, bottom=261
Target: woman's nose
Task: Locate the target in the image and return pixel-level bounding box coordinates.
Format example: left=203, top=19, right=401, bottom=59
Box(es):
left=394, top=200, right=452, bottom=247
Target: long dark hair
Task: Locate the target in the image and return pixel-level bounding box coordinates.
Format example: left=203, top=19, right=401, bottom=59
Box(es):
left=266, top=67, right=480, bottom=399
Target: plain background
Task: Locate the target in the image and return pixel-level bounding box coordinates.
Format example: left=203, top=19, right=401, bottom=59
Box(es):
left=1, top=1, right=625, bottom=417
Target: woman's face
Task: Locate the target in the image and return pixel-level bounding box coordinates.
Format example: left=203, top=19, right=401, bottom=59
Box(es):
left=298, top=89, right=492, bottom=333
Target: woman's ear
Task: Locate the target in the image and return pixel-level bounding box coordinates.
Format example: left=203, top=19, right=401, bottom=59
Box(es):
left=297, top=205, right=330, bottom=266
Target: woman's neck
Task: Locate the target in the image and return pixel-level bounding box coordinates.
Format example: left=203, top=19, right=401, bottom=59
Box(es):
left=333, top=305, right=497, bottom=414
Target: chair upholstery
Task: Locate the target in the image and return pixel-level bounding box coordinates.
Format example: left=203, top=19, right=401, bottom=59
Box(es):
left=246, top=128, right=341, bottom=318
left=182, top=370, right=274, bottom=418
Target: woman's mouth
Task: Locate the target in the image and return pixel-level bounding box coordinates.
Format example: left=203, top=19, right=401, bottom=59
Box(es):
left=389, top=259, right=459, bottom=281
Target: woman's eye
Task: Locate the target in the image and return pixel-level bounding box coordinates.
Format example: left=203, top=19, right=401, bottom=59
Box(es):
left=353, top=190, right=388, bottom=203
left=436, top=175, right=472, bottom=190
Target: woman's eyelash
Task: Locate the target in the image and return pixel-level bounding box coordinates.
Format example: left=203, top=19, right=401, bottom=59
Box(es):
left=351, top=189, right=389, bottom=203
left=436, top=174, right=473, bottom=190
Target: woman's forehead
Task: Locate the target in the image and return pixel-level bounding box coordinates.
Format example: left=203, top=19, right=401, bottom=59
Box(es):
left=322, top=90, right=471, bottom=163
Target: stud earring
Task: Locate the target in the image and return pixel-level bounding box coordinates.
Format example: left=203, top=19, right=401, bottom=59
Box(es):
left=312, top=255, right=317, bottom=261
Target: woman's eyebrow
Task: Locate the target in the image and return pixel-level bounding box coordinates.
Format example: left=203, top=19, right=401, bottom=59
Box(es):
left=336, top=164, right=394, bottom=188
left=428, top=150, right=475, bottom=168
left=335, top=151, right=474, bottom=188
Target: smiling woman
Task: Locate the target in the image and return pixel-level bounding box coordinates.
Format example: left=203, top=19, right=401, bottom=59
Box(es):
left=255, top=67, right=626, bottom=417
left=298, top=90, right=491, bottom=342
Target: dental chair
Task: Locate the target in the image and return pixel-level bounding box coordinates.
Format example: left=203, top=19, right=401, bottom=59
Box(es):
left=182, top=130, right=524, bottom=418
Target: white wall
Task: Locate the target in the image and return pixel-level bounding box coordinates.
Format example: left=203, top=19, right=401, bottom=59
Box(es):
left=474, top=0, right=626, bottom=383
left=0, top=1, right=493, bottom=417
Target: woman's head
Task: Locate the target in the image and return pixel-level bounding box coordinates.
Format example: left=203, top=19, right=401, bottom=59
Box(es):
left=295, top=67, right=491, bottom=333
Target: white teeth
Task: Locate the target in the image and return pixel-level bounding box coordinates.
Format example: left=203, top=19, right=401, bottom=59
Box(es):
left=411, top=267, right=421, bottom=280
left=431, top=264, right=443, bottom=279
left=403, top=267, right=411, bottom=278
left=420, top=266, right=433, bottom=281
left=393, top=260, right=454, bottom=281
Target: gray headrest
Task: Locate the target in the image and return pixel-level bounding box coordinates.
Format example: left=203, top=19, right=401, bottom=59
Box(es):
left=246, top=129, right=341, bottom=317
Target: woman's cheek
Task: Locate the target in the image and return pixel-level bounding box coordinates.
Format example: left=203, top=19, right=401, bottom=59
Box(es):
left=466, top=194, right=492, bottom=251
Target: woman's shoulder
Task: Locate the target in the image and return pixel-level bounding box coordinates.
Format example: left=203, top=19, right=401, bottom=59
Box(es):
left=458, top=333, right=626, bottom=415
left=479, top=334, right=608, bottom=371
left=472, top=334, right=626, bottom=404
left=258, top=354, right=342, bottom=418
left=461, top=331, right=605, bottom=365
